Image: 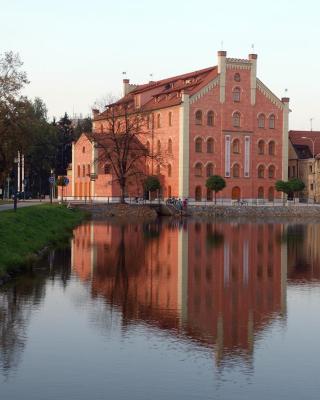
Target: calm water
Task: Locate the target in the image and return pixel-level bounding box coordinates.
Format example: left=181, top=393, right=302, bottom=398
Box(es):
left=1, top=219, right=320, bottom=400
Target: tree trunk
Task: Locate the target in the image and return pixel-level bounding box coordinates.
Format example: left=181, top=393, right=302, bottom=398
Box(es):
left=120, top=184, right=126, bottom=204
left=214, top=191, right=217, bottom=205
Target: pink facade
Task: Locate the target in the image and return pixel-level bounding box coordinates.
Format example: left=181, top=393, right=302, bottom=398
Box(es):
left=69, top=51, right=289, bottom=201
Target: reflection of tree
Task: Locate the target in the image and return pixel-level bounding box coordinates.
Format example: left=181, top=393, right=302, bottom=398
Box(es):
left=0, top=273, right=46, bottom=376
left=0, top=249, right=72, bottom=377
left=206, top=223, right=224, bottom=249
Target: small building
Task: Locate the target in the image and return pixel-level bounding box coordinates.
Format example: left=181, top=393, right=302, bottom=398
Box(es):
left=289, top=130, right=320, bottom=202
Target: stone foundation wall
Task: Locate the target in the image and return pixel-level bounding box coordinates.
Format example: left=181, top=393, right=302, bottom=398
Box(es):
left=188, top=205, right=320, bottom=218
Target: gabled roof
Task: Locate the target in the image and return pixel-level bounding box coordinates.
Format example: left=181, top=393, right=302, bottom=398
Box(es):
left=289, top=130, right=320, bottom=158
left=96, top=65, right=218, bottom=119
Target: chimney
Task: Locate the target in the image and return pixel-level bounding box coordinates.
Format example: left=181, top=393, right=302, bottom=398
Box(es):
left=92, top=109, right=99, bottom=119
left=123, top=78, right=130, bottom=96
left=217, top=50, right=227, bottom=74
left=217, top=51, right=227, bottom=104
left=249, top=53, right=258, bottom=105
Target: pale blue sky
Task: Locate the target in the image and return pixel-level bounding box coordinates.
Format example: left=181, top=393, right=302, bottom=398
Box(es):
left=1, top=0, right=320, bottom=129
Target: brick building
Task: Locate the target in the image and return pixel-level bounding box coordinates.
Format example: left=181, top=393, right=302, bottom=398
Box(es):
left=67, top=50, right=290, bottom=201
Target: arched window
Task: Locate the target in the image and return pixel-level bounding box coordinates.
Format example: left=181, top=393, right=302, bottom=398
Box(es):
left=168, top=112, right=172, bottom=127
left=104, top=164, right=112, bottom=174
left=258, top=187, right=264, bottom=199
left=207, top=111, right=214, bottom=126
left=206, top=163, right=214, bottom=177
left=82, top=165, right=86, bottom=177
left=269, top=114, right=275, bottom=129
left=157, top=140, right=161, bottom=153
left=233, top=87, right=241, bottom=102
left=258, top=140, right=265, bottom=155
left=269, top=141, right=275, bottom=155
left=258, top=165, right=265, bottom=178
left=82, top=146, right=85, bottom=153
left=168, top=185, right=172, bottom=197
left=168, top=164, right=172, bottom=177
left=233, top=112, right=241, bottom=128
left=156, top=164, right=161, bottom=175
left=146, top=140, right=151, bottom=153
left=168, top=138, right=172, bottom=154
left=232, top=139, right=240, bottom=154
left=258, top=114, right=265, bottom=128
left=77, top=165, right=80, bottom=177
left=207, top=138, right=214, bottom=153
left=195, top=137, right=203, bottom=153
left=157, top=113, right=161, bottom=128
left=234, top=73, right=241, bottom=82
left=268, top=165, right=275, bottom=178
left=195, top=186, right=202, bottom=201
left=232, top=163, right=240, bottom=178
left=195, top=110, right=202, bottom=125
left=100, top=124, right=103, bottom=133
left=87, top=164, right=91, bottom=175
left=195, top=163, right=203, bottom=177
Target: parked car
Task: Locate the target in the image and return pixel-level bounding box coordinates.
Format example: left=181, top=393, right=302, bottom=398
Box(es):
left=16, top=191, right=33, bottom=200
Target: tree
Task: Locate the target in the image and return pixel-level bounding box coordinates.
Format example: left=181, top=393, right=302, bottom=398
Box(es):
left=289, top=178, right=305, bottom=202
left=275, top=180, right=291, bottom=204
left=89, top=100, right=161, bottom=203
left=0, top=51, right=29, bottom=188
left=56, top=176, right=67, bottom=201
left=144, top=176, right=161, bottom=199
left=56, top=113, right=74, bottom=176
left=206, top=175, right=226, bottom=204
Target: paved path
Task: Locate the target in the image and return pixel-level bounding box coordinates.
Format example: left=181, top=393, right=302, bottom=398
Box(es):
left=0, top=200, right=50, bottom=212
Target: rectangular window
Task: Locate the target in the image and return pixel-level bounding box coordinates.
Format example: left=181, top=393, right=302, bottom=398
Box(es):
left=311, top=183, right=314, bottom=191
left=310, top=165, right=313, bottom=173
left=292, top=166, right=296, bottom=176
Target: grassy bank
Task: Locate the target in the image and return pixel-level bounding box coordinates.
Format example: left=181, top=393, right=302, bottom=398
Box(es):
left=0, top=204, right=88, bottom=276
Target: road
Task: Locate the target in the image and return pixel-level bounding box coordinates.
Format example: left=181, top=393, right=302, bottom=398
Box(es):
left=0, top=200, right=50, bottom=212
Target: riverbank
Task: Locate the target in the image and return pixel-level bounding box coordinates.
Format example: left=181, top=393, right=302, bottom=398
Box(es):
left=0, top=204, right=88, bottom=280
left=189, top=204, right=320, bottom=218
left=74, top=203, right=158, bottom=220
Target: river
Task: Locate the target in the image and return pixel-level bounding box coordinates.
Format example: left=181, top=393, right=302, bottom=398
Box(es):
left=0, top=219, right=319, bottom=399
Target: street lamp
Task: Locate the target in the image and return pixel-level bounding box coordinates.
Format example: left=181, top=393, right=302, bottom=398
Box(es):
left=13, top=156, right=19, bottom=211
left=301, top=136, right=320, bottom=203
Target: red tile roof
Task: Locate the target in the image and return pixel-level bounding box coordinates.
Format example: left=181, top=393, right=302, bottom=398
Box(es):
left=96, top=65, right=218, bottom=119
left=289, top=131, right=320, bottom=157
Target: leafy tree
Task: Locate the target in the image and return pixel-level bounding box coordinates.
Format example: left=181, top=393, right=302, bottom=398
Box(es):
left=275, top=180, right=291, bottom=204
left=144, top=176, right=161, bottom=193
left=56, top=113, right=74, bottom=176
left=289, top=178, right=305, bottom=201
left=0, top=51, right=29, bottom=188
left=206, top=175, right=226, bottom=204
left=73, top=117, right=92, bottom=139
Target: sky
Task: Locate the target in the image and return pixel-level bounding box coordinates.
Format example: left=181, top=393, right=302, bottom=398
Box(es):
left=1, top=0, right=320, bottom=130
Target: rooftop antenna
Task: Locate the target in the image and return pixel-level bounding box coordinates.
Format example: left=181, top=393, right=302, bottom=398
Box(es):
left=149, top=73, right=154, bottom=82
left=284, top=88, right=288, bottom=97
left=221, top=40, right=224, bottom=50
left=122, top=71, right=127, bottom=77
left=310, top=117, right=313, bottom=132
left=251, top=43, right=255, bottom=52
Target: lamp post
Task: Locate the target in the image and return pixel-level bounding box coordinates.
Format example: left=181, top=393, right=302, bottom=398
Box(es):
left=13, top=156, right=19, bottom=211
left=301, top=136, right=319, bottom=203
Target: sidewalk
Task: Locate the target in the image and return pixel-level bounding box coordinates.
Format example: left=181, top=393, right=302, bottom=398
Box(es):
left=0, top=200, right=51, bottom=212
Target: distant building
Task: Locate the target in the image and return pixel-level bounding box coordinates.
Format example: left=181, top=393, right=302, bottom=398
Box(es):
left=289, top=131, right=320, bottom=201
left=66, top=50, right=290, bottom=201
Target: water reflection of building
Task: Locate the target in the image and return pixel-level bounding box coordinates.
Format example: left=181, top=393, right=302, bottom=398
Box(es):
left=287, top=223, right=320, bottom=283
left=72, top=221, right=287, bottom=365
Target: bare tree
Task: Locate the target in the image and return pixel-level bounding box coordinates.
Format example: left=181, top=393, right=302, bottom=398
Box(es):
left=89, top=100, right=164, bottom=203
left=92, top=92, right=120, bottom=113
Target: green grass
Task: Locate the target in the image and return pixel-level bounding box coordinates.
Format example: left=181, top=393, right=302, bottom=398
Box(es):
left=0, top=204, right=88, bottom=276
